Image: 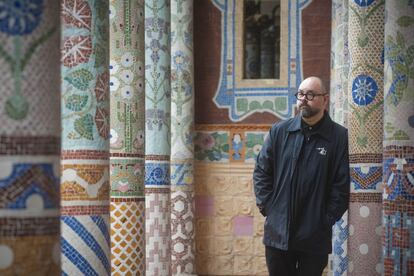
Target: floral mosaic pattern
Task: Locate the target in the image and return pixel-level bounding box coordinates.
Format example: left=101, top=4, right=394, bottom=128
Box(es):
left=0, top=1, right=60, bottom=274
left=194, top=132, right=229, bottom=162
left=382, top=3, right=414, bottom=274
left=0, top=0, right=57, bottom=120
left=61, top=0, right=109, bottom=149
left=347, top=1, right=385, bottom=275
left=244, top=132, right=266, bottom=162
left=170, top=1, right=195, bottom=273
left=144, top=1, right=171, bottom=275
left=109, top=0, right=145, bottom=274
left=145, top=0, right=171, bottom=156
left=352, top=75, right=378, bottom=106
left=60, top=0, right=110, bottom=275
left=354, top=0, right=375, bottom=7
left=383, top=9, right=414, bottom=142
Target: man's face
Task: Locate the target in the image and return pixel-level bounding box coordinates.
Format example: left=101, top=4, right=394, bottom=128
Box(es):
left=296, top=78, right=327, bottom=119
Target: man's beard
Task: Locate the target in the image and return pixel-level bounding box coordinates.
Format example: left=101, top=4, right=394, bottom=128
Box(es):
left=299, top=104, right=320, bottom=118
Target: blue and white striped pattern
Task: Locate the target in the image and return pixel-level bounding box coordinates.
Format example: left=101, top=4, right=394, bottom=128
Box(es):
left=61, top=216, right=110, bottom=275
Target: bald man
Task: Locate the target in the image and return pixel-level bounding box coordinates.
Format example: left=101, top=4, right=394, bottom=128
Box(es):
left=254, top=77, right=350, bottom=276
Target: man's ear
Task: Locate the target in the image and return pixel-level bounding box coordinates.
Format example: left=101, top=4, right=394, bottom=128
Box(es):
left=324, top=95, right=330, bottom=110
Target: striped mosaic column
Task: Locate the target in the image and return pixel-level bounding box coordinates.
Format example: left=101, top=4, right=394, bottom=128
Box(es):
left=382, top=1, right=414, bottom=275
left=109, top=0, right=146, bottom=274
left=0, top=1, right=60, bottom=274
left=144, top=1, right=171, bottom=275
left=60, top=0, right=110, bottom=275
left=330, top=0, right=350, bottom=275
left=170, top=0, right=195, bottom=274
left=347, top=0, right=384, bottom=274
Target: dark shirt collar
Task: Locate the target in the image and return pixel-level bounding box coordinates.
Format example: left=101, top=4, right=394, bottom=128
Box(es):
left=287, top=111, right=333, bottom=141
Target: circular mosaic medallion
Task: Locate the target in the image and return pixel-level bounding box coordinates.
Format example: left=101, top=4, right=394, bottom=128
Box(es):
left=353, top=0, right=375, bottom=7
left=352, top=75, right=378, bottom=105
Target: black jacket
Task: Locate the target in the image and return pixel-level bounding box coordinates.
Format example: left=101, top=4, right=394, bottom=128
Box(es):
left=253, top=113, right=350, bottom=254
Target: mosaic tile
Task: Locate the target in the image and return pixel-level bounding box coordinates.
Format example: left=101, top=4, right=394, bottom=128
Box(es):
left=61, top=215, right=110, bottom=275
left=145, top=190, right=171, bottom=276
left=194, top=131, right=230, bottom=162
left=0, top=1, right=60, bottom=274
left=0, top=163, right=59, bottom=209
left=346, top=1, right=385, bottom=275
left=0, top=136, right=60, bottom=155
left=0, top=0, right=60, bottom=135
left=348, top=202, right=382, bottom=276
left=382, top=2, right=414, bottom=272
left=350, top=164, right=382, bottom=192
left=145, top=161, right=170, bottom=186
left=170, top=161, right=194, bottom=186
left=61, top=0, right=110, bottom=274
left=144, top=0, right=171, bottom=157
left=211, top=0, right=310, bottom=121
left=0, top=236, right=60, bottom=275
left=171, top=190, right=195, bottom=274
left=244, top=132, right=266, bottom=163
left=110, top=158, right=144, bottom=197
left=110, top=200, right=145, bottom=275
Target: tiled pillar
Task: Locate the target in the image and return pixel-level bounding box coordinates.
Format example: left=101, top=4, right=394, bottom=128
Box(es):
left=144, top=1, right=171, bottom=275
left=382, top=1, right=414, bottom=275
left=109, top=0, right=146, bottom=274
left=170, top=0, right=195, bottom=274
left=347, top=0, right=384, bottom=274
left=330, top=0, right=350, bottom=275
left=0, top=1, right=60, bottom=274
left=60, top=0, right=110, bottom=275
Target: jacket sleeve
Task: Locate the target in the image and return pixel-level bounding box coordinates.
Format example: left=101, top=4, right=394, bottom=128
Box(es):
left=253, top=128, right=275, bottom=216
left=326, top=129, right=350, bottom=226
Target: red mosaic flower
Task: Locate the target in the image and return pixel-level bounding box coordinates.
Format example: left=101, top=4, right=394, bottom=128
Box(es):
left=62, top=35, right=92, bottom=68
left=61, top=0, right=92, bottom=30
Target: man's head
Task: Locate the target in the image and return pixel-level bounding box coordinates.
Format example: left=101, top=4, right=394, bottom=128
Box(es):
left=296, top=76, right=328, bottom=121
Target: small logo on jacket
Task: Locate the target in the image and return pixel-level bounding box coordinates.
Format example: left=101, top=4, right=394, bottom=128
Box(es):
left=316, top=147, right=327, bottom=155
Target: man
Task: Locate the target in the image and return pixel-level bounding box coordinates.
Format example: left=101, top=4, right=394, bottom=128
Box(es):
left=253, top=76, right=350, bottom=276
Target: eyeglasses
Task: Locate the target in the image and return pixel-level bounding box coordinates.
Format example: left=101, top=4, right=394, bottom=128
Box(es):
left=294, top=90, right=327, bottom=101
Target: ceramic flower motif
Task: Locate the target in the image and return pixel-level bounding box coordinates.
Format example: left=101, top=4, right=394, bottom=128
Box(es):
left=121, top=52, right=134, bottom=67
left=195, top=132, right=229, bottom=162
left=173, top=50, right=189, bottom=71
left=353, top=0, right=375, bottom=7
left=245, top=133, right=266, bottom=162
left=352, top=75, right=378, bottom=106
left=120, top=69, right=134, bottom=84
left=0, top=0, right=43, bottom=36
left=120, top=86, right=134, bottom=100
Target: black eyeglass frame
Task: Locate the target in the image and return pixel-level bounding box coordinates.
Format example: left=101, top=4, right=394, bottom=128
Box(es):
left=294, top=90, right=328, bottom=101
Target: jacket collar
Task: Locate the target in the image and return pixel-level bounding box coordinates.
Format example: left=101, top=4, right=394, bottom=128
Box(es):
left=287, top=112, right=334, bottom=141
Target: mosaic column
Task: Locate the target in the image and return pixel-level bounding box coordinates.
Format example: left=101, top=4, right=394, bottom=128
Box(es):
left=347, top=0, right=384, bottom=274
left=60, top=0, right=110, bottom=275
left=145, top=1, right=171, bottom=275
left=0, top=1, right=60, bottom=274
left=170, top=0, right=195, bottom=274
left=109, top=0, right=146, bottom=274
left=382, top=1, right=414, bottom=275
left=330, top=0, right=350, bottom=275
